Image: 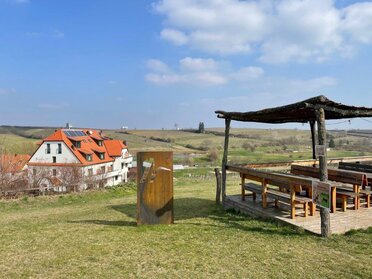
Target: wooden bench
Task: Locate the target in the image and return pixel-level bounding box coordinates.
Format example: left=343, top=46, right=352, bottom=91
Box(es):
left=242, top=182, right=261, bottom=201
left=242, top=182, right=313, bottom=218
left=339, top=162, right=372, bottom=173
left=291, top=164, right=370, bottom=210
left=339, top=162, right=372, bottom=189
left=266, top=189, right=313, bottom=218
left=235, top=166, right=317, bottom=219
left=336, top=190, right=359, bottom=211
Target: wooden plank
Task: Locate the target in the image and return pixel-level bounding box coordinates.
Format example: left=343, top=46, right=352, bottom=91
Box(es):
left=291, top=164, right=366, bottom=186
left=227, top=165, right=315, bottom=187
left=137, top=151, right=173, bottom=225
left=339, top=162, right=372, bottom=173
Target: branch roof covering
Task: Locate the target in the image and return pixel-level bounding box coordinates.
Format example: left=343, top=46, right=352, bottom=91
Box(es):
left=215, top=95, right=372, bottom=123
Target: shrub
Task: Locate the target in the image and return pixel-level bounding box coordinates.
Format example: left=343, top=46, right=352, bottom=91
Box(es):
left=207, top=149, right=218, bottom=162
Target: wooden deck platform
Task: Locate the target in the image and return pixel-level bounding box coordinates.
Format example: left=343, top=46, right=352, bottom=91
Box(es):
left=224, top=194, right=372, bottom=235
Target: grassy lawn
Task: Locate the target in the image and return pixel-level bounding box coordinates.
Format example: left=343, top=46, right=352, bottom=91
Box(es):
left=0, top=172, right=371, bottom=278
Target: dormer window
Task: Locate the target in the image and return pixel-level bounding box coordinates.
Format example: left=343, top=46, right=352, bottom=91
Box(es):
left=86, top=154, right=92, bottom=161
left=73, top=141, right=81, bottom=148
left=97, top=140, right=103, bottom=146
left=98, top=153, right=105, bottom=160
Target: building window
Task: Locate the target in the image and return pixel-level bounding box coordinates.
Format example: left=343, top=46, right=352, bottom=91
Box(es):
left=86, top=154, right=92, bottom=161
left=99, top=153, right=105, bottom=160
left=52, top=156, right=56, bottom=163
left=73, top=141, right=81, bottom=148
left=46, top=143, right=51, bottom=154
left=52, top=169, right=57, bottom=176
left=97, top=140, right=103, bottom=146
left=33, top=169, right=36, bottom=175
left=88, top=168, right=93, bottom=176
left=115, top=175, right=118, bottom=181
left=101, top=166, right=105, bottom=173
left=121, top=162, right=124, bottom=169
left=58, top=143, right=62, bottom=154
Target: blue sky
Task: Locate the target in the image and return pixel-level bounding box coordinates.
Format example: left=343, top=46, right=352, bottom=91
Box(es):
left=0, top=0, right=372, bottom=129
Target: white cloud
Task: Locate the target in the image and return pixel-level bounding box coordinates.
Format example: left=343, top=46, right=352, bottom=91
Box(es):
left=0, top=88, right=16, bottom=95
left=145, top=73, right=187, bottom=85
left=160, top=29, right=188, bottom=45
left=154, top=0, right=372, bottom=63
left=342, top=2, right=372, bottom=44
left=179, top=57, right=219, bottom=72
left=185, top=76, right=338, bottom=121
left=230, top=67, right=265, bottom=81
left=145, top=57, right=263, bottom=86
left=146, top=59, right=171, bottom=73
left=287, top=76, right=337, bottom=93
left=190, top=72, right=227, bottom=85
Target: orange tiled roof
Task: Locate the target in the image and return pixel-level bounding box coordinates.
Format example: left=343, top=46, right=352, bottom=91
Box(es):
left=31, top=129, right=129, bottom=166
left=0, top=154, right=31, bottom=173
left=104, top=140, right=126, bottom=157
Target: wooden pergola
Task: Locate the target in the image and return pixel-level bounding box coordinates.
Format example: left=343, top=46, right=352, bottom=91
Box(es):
left=215, top=95, right=372, bottom=236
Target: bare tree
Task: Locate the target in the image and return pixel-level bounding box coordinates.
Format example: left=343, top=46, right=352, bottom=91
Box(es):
left=0, top=147, right=29, bottom=193
left=58, top=165, right=84, bottom=192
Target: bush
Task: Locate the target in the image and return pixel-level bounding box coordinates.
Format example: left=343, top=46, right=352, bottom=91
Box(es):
left=329, top=138, right=336, bottom=148
left=207, top=149, right=218, bottom=162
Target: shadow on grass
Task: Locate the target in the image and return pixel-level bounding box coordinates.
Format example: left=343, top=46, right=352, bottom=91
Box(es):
left=68, top=198, right=308, bottom=236
left=110, top=197, right=218, bottom=221
left=69, top=220, right=136, bottom=227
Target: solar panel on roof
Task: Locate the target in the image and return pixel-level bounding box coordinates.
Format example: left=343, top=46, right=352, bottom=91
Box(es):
left=63, top=131, right=72, bottom=137
left=63, top=130, right=87, bottom=137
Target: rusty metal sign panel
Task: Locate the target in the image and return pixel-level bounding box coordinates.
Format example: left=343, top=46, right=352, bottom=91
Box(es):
left=137, top=151, right=173, bottom=225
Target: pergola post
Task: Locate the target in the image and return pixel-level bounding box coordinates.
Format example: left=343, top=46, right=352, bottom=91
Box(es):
left=221, top=118, right=231, bottom=203
left=310, top=120, right=316, bottom=160
left=316, top=108, right=331, bottom=237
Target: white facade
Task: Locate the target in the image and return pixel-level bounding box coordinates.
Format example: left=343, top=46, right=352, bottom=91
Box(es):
left=28, top=140, right=133, bottom=191
left=29, top=141, right=79, bottom=164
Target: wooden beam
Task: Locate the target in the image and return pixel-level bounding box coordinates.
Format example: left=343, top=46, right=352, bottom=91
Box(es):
left=316, top=108, right=328, bottom=181
left=310, top=120, right=316, bottom=160
left=221, top=118, right=231, bottom=203
left=316, top=108, right=331, bottom=237
left=214, top=168, right=221, bottom=204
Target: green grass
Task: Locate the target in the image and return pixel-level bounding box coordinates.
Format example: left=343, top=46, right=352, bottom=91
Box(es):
left=0, top=134, right=39, bottom=154
left=0, top=173, right=371, bottom=278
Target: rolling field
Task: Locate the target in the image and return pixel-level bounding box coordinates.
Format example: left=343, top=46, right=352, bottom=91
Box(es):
left=0, top=172, right=371, bottom=278
left=1, top=126, right=372, bottom=165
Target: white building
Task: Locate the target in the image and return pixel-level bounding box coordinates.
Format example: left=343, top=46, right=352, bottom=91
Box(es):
left=27, top=129, right=133, bottom=191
